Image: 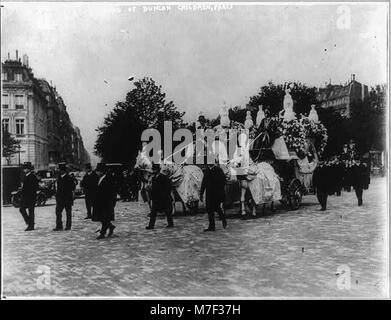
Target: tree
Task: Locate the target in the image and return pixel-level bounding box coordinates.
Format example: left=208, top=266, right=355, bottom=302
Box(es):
left=228, top=106, right=246, bottom=124
left=317, top=108, right=350, bottom=157
left=2, top=129, right=20, bottom=165
left=350, top=94, right=386, bottom=154
left=247, top=81, right=318, bottom=116
left=94, top=77, right=185, bottom=165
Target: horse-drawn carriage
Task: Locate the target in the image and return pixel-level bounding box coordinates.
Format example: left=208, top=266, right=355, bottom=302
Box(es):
left=135, top=86, right=327, bottom=216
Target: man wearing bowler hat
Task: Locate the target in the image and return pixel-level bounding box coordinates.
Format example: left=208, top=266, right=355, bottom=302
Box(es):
left=19, top=162, right=39, bottom=231
left=92, top=162, right=117, bottom=239
left=146, top=163, right=174, bottom=230
left=80, top=163, right=98, bottom=219
left=53, top=162, right=75, bottom=231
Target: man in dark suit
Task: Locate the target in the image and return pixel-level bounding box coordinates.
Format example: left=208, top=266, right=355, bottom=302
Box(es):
left=312, top=159, right=334, bottom=211
left=80, top=163, right=98, bottom=219
left=351, top=155, right=371, bottom=206
left=146, top=163, right=174, bottom=230
left=19, top=162, right=39, bottom=231
left=53, top=162, right=75, bottom=231
left=200, top=162, right=227, bottom=231
left=92, top=163, right=117, bottom=239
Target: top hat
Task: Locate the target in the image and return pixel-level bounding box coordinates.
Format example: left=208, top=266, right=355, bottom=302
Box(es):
left=22, top=162, right=33, bottom=170
left=85, top=163, right=92, bottom=170
left=58, top=162, right=67, bottom=171
left=258, top=149, right=275, bottom=161
left=96, top=162, right=107, bottom=172
left=152, top=163, right=161, bottom=171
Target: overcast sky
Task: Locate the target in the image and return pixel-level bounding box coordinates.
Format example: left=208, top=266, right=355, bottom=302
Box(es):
left=2, top=2, right=388, bottom=164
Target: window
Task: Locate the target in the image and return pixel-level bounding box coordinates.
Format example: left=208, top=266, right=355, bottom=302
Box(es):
left=2, top=94, right=9, bottom=108
left=15, top=95, right=24, bottom=109
left=1, top=73, right=7, bottom=81
left=15, top=73, right=22, bottom=82
left=15, top=119, right=25, bottom=135
left=2, top=118, right=10, bottom=132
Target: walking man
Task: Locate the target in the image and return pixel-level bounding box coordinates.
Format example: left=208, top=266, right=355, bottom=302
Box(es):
left=80, top=163, right=98, bottom=219
left=53, top=162, right=75, bottom=231
left=200, top=162, right=227, bottom=231
left=351, top=155, right=370, bottom=206
left=146, top=163, right=174, bottom=230
left=92, top=163, right=117, bottom=239
left=312, top=159, right=333, bottom=211
left=19, top=162, right=39, bottom=231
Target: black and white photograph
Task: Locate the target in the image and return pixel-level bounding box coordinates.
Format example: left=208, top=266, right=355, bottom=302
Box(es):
left=1, top=1, right=389, bottom=300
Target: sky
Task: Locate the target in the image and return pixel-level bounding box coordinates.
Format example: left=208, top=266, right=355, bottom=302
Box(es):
left=1, top=2, right=388, bottom=164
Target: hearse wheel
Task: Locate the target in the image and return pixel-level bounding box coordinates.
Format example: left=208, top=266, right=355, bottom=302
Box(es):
left=287, top=178, right=302, bottom=210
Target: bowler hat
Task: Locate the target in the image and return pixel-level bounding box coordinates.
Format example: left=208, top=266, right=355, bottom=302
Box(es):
left=58, top=162, right=67, bottom=171
left=96, top=162, right=107, bottom=172
left=22, top=162, right=33, bottom=170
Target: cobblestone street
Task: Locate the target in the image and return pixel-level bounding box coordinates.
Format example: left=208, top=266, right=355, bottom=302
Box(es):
left=2, top=177, right=388, bottom=298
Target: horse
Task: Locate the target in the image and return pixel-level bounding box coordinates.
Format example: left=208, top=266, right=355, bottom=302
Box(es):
left=134, top=150, right=203, bottom=215
left=229, top=134, right=281, bottom=217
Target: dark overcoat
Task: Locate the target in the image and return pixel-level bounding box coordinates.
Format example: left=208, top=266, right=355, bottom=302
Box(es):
left=151, top=173, right=173, bottom=212
left=312, top=165, right=334, bottom=194
left=56, top=174, right=76, bottom=205
left=92, top=175, right=117, bottom=222
left=351, top=163, right=370, bottom=190
left=80, top=171, right=99, bottom=199
left=20, top=173, right=39, bottom=207
left=200, top=165, right=227, bottom=210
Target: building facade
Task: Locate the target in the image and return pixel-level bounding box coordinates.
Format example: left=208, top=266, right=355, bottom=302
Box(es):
left=2, top=52, right=49, bottom=169
left=2, top=51, right=90, bottom=170
left=316, top=74, right=369, bottom=118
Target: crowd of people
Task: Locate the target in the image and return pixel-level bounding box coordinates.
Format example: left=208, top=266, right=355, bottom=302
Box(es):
left=16, top=139, right=371, bottom=239
left=312, top=141, right=371, bottom=211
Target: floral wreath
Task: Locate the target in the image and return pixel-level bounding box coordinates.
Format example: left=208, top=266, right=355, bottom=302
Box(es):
left=279, top=118, right=307, bottom=158
left=301, top=118, right=328, bottom=156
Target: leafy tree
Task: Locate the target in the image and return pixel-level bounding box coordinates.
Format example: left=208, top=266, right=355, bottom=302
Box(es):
left=247, top=81, right=318, bottom=116
left=317, top=108, right=350, bottom=157
left=2, top=129, right=20, bottom=165
left=94, top=77, right=185, bottom=165
left=350, top=94, right=386, bottom=154
left=228, top=106, right=246, bottom=124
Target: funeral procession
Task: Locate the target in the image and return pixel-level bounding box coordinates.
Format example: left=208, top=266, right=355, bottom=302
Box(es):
left=1, top=3, right=388, bottom=298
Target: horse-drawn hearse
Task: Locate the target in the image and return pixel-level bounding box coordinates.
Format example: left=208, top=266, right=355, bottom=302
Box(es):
left=135, top=86, right=327, bottom=216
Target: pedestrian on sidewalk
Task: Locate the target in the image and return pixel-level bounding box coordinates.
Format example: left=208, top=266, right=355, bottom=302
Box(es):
left=53, top=162, right=75, bottom=231
left=200, top=161, right=227, bottom=231
left=19, top=162, right=39, bottom=231
left=312, top=158, right=333, bottom=211
left=80, top=163, right=98, bottom=219
left=146, top=163, right=174, bottom=230
left=92, top=163, right=117, bottom=239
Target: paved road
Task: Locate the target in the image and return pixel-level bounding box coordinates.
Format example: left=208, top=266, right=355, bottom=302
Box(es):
left=2, top=177, right=388, bottom=298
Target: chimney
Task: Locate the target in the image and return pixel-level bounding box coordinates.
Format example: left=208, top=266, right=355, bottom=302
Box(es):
left=7, top=52, right=10, bottom=60
left=22, top=54, right=28, bottom=66
left=16, top=50, right=19, bottom=61
left=351, top=74, right=355, bottom=82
